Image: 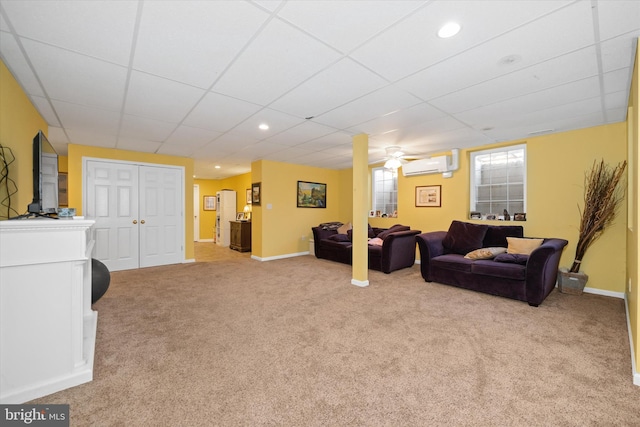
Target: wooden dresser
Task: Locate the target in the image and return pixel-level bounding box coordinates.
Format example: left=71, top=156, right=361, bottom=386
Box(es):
left=230, top=221, right=251, bottom=252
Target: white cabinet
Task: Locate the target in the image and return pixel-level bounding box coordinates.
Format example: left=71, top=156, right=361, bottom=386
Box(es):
left=0, top=219, right=97, bottom=403
left=216, top=190, right=236, bottom=247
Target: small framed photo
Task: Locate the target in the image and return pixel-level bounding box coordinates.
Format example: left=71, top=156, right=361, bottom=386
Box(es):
left=236, top=212, right=245, bottom=221
left=251, top=182, right=261, bottom=206
left=203, top=195, right=216, bottom=211
left=415, top=185, right=441, bottom=207
left=469, top=211, right=482, bottom=220
left=368, top=210, right=375, bottom=217
left=486, top=213, right=497, bottom=220
left=246, top=189, right=252, bottom=204
left=514, top=212, right=527, bottom=221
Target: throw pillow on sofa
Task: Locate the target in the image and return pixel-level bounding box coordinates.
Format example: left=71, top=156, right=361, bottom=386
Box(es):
left=337, top=222, right=352, bottom=235
left=464, top=247, right=507, bottom=260
left=377, top=224, right=410, bottom=240
left=506, top=237, right=544, bottom=255
left=494, top=253, right=529, bottom=265
left=442, top=221, right=489, bottom=255
left=328, top=234, right=350, bottom=242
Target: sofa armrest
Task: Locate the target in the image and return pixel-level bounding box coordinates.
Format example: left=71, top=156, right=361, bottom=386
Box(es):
left=525, top=238, right=568, bottom=306
left=379, top=229, right=421, bottom=273
left=311, top=227, right=338, bottom=256
left=415, top=231, right=448, bottom=281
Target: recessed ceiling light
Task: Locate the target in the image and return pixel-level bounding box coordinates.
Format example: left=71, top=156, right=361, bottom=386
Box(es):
left=214, top=165, right=221, bottom=169
left=259, top=123, right=269, bottom=130
left=437, top=22, right=461, bottom=38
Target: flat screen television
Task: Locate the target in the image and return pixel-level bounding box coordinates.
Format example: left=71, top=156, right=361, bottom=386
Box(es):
left=26, top=130, right=58, bottom=217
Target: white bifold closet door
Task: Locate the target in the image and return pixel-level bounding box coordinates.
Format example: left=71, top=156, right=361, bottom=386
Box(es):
left=85, top=160, right=183, bottom=272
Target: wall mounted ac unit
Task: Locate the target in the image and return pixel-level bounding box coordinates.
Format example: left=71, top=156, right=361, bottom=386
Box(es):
left=402, top=155, right=449, bottom=176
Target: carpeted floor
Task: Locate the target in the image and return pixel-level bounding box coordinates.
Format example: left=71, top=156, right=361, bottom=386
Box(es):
left=31, top=243, right=639, bottom=426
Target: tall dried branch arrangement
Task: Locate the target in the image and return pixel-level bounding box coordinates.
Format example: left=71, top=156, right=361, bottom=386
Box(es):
left=570, top=159, right=627, bottom=273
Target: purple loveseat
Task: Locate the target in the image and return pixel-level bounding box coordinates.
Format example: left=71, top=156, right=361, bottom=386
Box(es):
left=415, top=221, right=568, bottom=306
left=312, top=224, right=421, bottom=273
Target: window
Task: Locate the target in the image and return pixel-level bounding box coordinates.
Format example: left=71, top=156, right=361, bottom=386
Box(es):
left=372, top=167, right=397, bottom=216
left=470, top=145, right=526, bottom=218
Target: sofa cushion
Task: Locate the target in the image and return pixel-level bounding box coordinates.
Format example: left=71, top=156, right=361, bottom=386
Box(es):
left=431, top=254, right=473, bottom=273
left=328, top=234, right=350, bottom=242
left=464, top=247, right=507, bottom=260
left=377, top=224, right=411, bottom=240
left=337, top=222, right=352, bottom=235
left=494, top=253, right=529, bottom=265
left=442, top=221, right=489, bottom=255
left=471, top=260, right=526, bottom=281
left=507, top=237, right=544, bottom=255
left=483, top=225, right=524, bottom=247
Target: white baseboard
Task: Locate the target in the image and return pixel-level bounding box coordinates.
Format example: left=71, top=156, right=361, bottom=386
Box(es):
left=351, top=278, right=369, bottom=287
left=251, top=251, right=309, bottom=262
left=183, top=258, right=196, bottom=263
left=583, top=287, right=625, bottom=299
left=198, top=239, right=214, bottom=243
left=624, top=295, right=640, bottom=387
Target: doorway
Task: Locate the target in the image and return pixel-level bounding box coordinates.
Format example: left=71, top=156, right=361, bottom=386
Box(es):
left=84, top=159, right=185, bottom=272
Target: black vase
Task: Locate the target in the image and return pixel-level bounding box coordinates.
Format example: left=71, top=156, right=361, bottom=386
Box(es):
left=91, top=258, right=111, bottom=304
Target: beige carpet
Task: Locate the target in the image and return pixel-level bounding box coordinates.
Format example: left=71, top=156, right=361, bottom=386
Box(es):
left=31, top=243, right=639, bottom=426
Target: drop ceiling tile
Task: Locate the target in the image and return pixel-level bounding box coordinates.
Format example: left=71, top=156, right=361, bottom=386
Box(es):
left=600, top=33, right=640, bottom=73
left=263, top=121, right=336, bottom=147
left=116, top=137, right=162, bottom=154
left=349, top=103, right=448, bottom=137
left=134, top=1, right=269, bottom=88
left=253, top=1, right=284, bottom=13
left=66, top=129, right=117, bottom=149
left=454, top=76, right=602, bottom=128
left=164, top=125, right=221, bottom=147
left=1, top=0, right=137, bottom=65
left=603, top=68, right=633, bottom=94
left=125, top=71, right=205, bottom=122
left=277, top=0, right=423, bottom=53
left=46, top=127, right=70, bottom=155
left=119, top=115, right=179, bottom=142
left=430, top=46, right=599, bottom=114
left=351, top=0, right=573, bottom=81
left=52, top=100, right=120, bottom=135
left=30, top=95, right=60, bottom=127
left=212, top=18, right=341, bottom=105
left=596, top=0, right=640, bottom=41
left=605, top=90, right=630, bottom=111
left=22, top=39, right=127, bottom=111
left=229, top=108, right=304, bottom=141
left=314, top=85, right=423, bottom=130
left=183, top=92, right=262, bottom=133
left=397, top=1, right=593, bottom=101
left=0, top=32, right=45, bottom=97
left=269, top=58, right=387, bottom=117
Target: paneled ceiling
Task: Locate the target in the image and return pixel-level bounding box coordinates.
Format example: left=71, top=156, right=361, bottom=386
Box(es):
left=1, top=0, right=638, bottom=179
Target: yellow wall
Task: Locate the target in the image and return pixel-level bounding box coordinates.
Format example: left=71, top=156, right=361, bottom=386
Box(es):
left=194, top=172, right=252, bottom=241
left=251, top=160, right=345, bottom=259
left=0, top=60, right=48, bottom=219
left=67, top=144, right=195, bottom=260
left=627, top=39, right=639, bottom=381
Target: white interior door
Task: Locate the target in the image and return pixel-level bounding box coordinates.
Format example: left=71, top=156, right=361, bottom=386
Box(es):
left=139, top=166, right=183, bottom=268
left=85, top=159, right=184, bottom=272
left=86, top=160, right=139, bottom=272
left=193, top=184, right=199, bottom=242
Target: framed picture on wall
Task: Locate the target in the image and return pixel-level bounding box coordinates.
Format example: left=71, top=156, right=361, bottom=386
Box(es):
left=251, top=182, right=261, bottom=206
left=415, top=185, right=441, bottom=207
left=297, top=181, right=326, bottom=208
left=246, top=189, right=252, bottom=204
left=203, top=195, right=216, bottom=211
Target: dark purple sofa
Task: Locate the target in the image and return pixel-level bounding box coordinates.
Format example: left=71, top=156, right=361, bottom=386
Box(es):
left=312, top=224, right=421, bottom=273
left=415, top=221, right=568, bottom=306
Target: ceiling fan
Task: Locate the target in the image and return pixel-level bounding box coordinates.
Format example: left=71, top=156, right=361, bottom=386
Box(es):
left=382, top=146, right=413, bottom=170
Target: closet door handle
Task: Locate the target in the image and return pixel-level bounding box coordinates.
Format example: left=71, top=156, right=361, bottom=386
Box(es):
left=141, top=220, right=145, bottom=224
left=133, top=220, right=137, bottom=224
